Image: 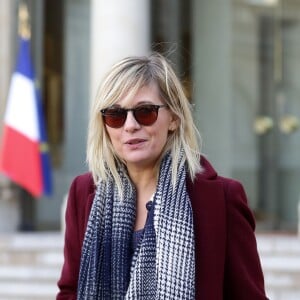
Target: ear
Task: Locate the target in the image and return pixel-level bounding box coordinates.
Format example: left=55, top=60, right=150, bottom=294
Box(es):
left=168, top=114, right=179, bottom=132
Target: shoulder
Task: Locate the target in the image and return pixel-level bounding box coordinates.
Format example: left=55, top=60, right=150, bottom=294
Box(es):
left=189, top=156, right=252, bottom=218
left=195, top=156, right=255, bottom=228
left=66, top=172, right=96, bottom=234
left=195, top=155, right=243, bottom=187
left=67, top=172, right=96, bottom=214
left=192, top=155, right=246, bottom=194
left=71, top=172, right=94, bottom=185
left=69, top=172, right=95, bottom=196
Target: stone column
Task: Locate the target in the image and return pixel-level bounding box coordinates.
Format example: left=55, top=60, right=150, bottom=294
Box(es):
left=192, top=0, right=233, bottom=176
left=0, top=0, right=15, bottom=135
left=90, top=0, right=150, bottom=100
left=0, top=0, right=20, bottom=232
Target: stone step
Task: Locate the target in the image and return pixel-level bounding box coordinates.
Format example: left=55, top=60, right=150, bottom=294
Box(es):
left=261, top=255, right=300, bottom=272
left=0, top=232, right=63, bottom=266
left=0, top=232, right=63, bottom=300
left=0, top=282, right=58, bottom=300
left=0, top=232, right=64, bottom=251
left=256, top=234, right=300, bottom=276
left=264, top=271, right=300, bottom=289
left=0, top=265, right=61, bottom=282
left=256, top=234, right=300, bottom=300
left=257, top=234, right=300, bottom=255
left=0, top=250, right=63, bottom=266
left=0, top=232, right=299, bottom=300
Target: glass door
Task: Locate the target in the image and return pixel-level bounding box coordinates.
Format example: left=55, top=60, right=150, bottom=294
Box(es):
left=232, top=0, right=300, bottom=231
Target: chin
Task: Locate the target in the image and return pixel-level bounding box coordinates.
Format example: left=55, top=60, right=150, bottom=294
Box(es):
left=124, top=155, right=157, bottom=168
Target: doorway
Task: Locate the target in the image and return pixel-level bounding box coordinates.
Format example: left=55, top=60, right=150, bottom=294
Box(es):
left=232, top=0, right=300, bottom=231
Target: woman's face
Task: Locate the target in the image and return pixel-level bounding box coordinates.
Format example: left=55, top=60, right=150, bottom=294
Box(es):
left=104, top=83, right=178, bottom=171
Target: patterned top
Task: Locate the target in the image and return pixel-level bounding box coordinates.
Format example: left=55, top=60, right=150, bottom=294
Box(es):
left=132, top=228, right=144, bottom=251
left=132, top=201, right=153, bottom=252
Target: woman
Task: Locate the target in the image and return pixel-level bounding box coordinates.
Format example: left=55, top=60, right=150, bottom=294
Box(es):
left=57, top=53, right=268, bottom=299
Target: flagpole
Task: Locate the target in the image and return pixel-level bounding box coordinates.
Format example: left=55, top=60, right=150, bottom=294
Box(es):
left=17, top=2, right=37, bottom=231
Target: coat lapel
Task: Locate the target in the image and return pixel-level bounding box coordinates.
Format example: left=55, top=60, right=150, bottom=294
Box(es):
left=187, top=156, right=227, bottom=299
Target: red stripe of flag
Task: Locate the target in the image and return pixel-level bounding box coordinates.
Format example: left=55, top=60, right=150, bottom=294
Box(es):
left=0, top=126, right=42, bottom=197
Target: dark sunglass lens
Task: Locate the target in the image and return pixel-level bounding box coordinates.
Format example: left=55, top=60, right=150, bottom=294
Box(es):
left=134, top=105, right=158, bottom=126
left=102, top=108, right=127, bottom=128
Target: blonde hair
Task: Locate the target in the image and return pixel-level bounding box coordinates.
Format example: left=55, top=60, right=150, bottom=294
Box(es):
left=87, top=52, right=202, bottom=194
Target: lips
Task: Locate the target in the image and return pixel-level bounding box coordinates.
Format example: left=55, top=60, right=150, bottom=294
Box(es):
left=125, top=138, right=146, bottom=145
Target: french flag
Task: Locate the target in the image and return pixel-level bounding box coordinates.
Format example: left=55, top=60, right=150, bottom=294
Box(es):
left=0, top=37, right=52, bottom=198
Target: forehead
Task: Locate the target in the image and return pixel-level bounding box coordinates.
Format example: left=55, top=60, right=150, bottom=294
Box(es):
left=116, top=82, right=162, bottom=106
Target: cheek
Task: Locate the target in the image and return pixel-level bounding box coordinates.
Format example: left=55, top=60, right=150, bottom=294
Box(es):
left=105, top=129, right=121, bottom=149
left=153, top=126, right=170, bottom=147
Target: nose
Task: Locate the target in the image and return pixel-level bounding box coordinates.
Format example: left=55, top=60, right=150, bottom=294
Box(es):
left=123, top=111, right=141, bottom=131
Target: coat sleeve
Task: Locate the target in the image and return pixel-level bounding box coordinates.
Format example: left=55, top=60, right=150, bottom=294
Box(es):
left=56, top=175, right=88, bottom=300
left=223, top=179, right=269, bottom=300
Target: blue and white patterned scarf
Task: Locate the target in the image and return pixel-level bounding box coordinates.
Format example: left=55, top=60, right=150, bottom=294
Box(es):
left=77, top=152, right=195, bottom=299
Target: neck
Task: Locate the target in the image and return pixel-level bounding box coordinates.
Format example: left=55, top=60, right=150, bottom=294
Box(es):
left=127, top=167, right=158, bottom=231
left=128, top=167, right=158, bottom=193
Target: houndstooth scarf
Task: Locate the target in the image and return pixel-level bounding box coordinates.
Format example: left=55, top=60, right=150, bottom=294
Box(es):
left=77, top=152, right=195, bottom=299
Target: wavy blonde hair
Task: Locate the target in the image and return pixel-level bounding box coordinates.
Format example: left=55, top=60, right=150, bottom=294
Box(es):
left=87, top=52, right=202, bottom=194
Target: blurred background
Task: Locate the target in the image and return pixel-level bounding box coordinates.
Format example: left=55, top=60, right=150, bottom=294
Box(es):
left=0, top=0, right=299, bottom=299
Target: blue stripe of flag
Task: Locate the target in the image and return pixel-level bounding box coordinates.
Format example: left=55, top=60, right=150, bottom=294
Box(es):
left=15, top=38, right=34, bottom=79
left=36, top=88, right=53, bottom=196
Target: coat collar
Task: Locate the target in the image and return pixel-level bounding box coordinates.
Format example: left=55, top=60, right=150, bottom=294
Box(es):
left=86, top=154, right=218, bottom=196
left=198, top=155, right=218, bottom=180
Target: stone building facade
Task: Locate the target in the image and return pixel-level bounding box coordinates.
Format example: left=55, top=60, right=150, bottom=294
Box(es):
left=0, top=0, right=300, bottom=232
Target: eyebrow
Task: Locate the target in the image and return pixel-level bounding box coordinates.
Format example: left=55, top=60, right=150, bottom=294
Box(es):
left=113, top=101, right=157, bottom=108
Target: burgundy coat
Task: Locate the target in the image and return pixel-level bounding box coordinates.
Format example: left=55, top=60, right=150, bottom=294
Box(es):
left=57, top=157, right=268, bottom=299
